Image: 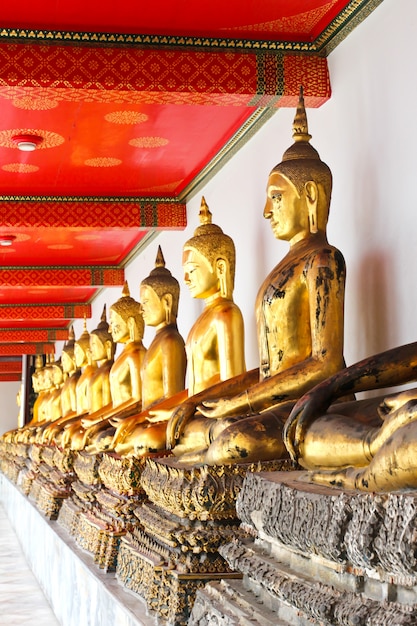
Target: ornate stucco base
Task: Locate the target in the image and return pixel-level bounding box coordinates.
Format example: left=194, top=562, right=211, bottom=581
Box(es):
left=116, top=456, right=293, bottom=626
left=58, top=451, right=148, bottom=571
left=190, top=471, right=417, bottom=625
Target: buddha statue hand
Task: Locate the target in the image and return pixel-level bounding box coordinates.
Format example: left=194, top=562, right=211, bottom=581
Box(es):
left=198, top=392, right=252, bottom=420
left=283, top=380, right=336, bottom=462
left=377, top=388, right=417, bottom=419
left=166, top=401, right=198, bottom=449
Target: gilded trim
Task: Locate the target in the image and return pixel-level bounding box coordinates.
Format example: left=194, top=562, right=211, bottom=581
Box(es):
left=0, top=1, right=384, bottom=55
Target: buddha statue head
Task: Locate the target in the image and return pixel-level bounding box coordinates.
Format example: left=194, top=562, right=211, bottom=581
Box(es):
left=183, top=197, right=236, bottom=300
left=61, top=326, right=77, bottom=375
left=109, top=281, right=144, bottom=343
left=264, top=86, right=332, bottom=240
left=74, top=318, right=91, bottom=368
left=90, top=305, right=115, bottom=362
left=140, top=246, right=180, bottom=327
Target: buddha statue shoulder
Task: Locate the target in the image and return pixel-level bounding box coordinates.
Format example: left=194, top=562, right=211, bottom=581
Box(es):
left=167, top=87, right=347, bottom=466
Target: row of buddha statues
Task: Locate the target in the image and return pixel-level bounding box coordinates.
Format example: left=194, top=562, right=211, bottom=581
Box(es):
left=6, top=87, right=417, bottom=494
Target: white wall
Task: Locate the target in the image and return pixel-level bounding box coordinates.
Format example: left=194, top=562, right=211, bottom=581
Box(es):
left=0, top=381, right=21, bottom=436
left=6, top=0, right=416, bottom=411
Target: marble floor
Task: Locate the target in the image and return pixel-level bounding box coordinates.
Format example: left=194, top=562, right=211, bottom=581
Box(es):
left=0, top=503, right=60, bottom=626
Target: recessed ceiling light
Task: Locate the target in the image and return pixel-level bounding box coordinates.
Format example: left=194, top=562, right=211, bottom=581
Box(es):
left=0, top=235, right=16, bottom=247
left=12, top=134, right=43, bottom=152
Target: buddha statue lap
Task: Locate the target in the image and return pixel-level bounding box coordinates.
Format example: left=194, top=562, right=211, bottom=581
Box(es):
left=164, top=88, right=347, bottom=466
left=106, top=200, right=247, bottom=460
left=64, top=283, right=146, bottom=450
left=282, top=341, right=417, bottom=492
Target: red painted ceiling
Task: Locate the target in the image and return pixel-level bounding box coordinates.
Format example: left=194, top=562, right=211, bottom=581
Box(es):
left=0, top=0, right=382, bottom=378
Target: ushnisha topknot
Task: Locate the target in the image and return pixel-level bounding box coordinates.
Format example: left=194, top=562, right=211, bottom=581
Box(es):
left=272, top=86, right=332, bottom=201
left=141, top=246, right=180, bottom=319
left=91, top=304, right=113, bottom=344
left=183, top=197, right=236, bottom=295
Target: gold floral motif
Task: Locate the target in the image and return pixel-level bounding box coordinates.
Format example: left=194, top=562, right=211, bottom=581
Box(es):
left=129, top=136, right=169, bottom=148
left=13, top=96, right=58, bottom=110
left=2, top=163, right=39, bottom=173
left=84, top=157, right=122, bottom=167
left=104, top=110, right=148, bottom=124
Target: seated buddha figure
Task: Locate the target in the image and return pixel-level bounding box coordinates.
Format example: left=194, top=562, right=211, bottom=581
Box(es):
left=283, top=341, right=417, bottom=492
left=74, top=318, right=97, bottom=415
left=97, top=246, right=187, bottom=456
left=59, top=326, right=81, bottom=419
left=65, top=282, right=146, bottom=450
left=107, top=198, right=247, bottom=458
left=32, top=357, right=65, bottom=442
left=166, top=88, right=347, bottom=466
left=40, top=321, right=94, bottom=443
left=4, top=356, right=44, bottom=443
left=44, top=309, right=114, bottom=446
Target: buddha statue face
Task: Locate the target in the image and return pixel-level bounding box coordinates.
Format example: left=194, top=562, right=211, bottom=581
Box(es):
left=61, top=349, right=75, bottom=375
left=74, top=342, right=88, bottom=368
left=182, top=248, right=220, bottom=300
left=109, top=308, right=130, bottom=343
left=90, top=332, right=108, bottom=361
left=264, top=172, right=309, bottom=243
left=140, top=284, right=168, bottom=327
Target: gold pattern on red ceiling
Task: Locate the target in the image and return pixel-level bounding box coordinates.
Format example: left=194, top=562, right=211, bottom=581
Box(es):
left=0, top=0, right=383, bottom=376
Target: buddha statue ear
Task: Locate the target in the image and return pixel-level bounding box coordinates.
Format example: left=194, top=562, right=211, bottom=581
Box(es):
left=216, top=258, right=229, bottom=298
left=105, top=339, right=113, bottom=361
left=127, top=316, right=137, bottom=342
left=162, top=293, right=173, bottom=325
left=304, top=181, right=319, bottom=234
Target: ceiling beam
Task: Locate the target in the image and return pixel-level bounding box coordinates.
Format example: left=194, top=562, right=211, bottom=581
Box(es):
left=0, top=42, right=330, bottom=108
left=0, top=329, right=69, bottom=342
left=0, top=303, right=91, bottom=321
left=0, top=360, right=22, bottom=373
left=0, top=267, right=124, bottom=287
left=0, top=199, right=187, bottom=229
left=0, top=373, right=21, bottom=382
left=0, top=343, right=55, bottom=355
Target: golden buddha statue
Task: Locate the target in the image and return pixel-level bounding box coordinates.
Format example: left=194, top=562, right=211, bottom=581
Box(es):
left=74, top=318, right=96, bottom=415
left=283, top=341, right=417, bottom=492
left=66, top=282, right=146, bottom=450
left=106, top=199, right=247, bottom=459
left=40, top=321, right=93, bottom=444
left=101, top=246, right=187, bottom=456
left=31, top=356, right=64, bottom=442
left=59, top=327, right=81, bottom=418
left=166, top=87, right=346, bottom=466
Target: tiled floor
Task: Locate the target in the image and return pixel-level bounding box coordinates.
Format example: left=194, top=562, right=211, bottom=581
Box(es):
left=0, top=504, right=60, bottom=626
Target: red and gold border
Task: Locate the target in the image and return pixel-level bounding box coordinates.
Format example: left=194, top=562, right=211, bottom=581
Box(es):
left=0, top=43, right=330, bottom=108
left=0, top=199, right=187, bottom=229
left=0, top=360, right=22, bottom=373
left=0, top=343, right=55, bottom=355
left=0, top=304, right=91, bottom=321
left=0, top=329, right=69, bottom=342
left=0, top=267, right=125, bottom=287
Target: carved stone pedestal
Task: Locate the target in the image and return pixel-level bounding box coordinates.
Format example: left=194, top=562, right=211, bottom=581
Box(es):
left=190, top=471, right=417, bottom=626
left=117, top=456, right=291, bottom=626
left=59, top=451, right=147, bottom=572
